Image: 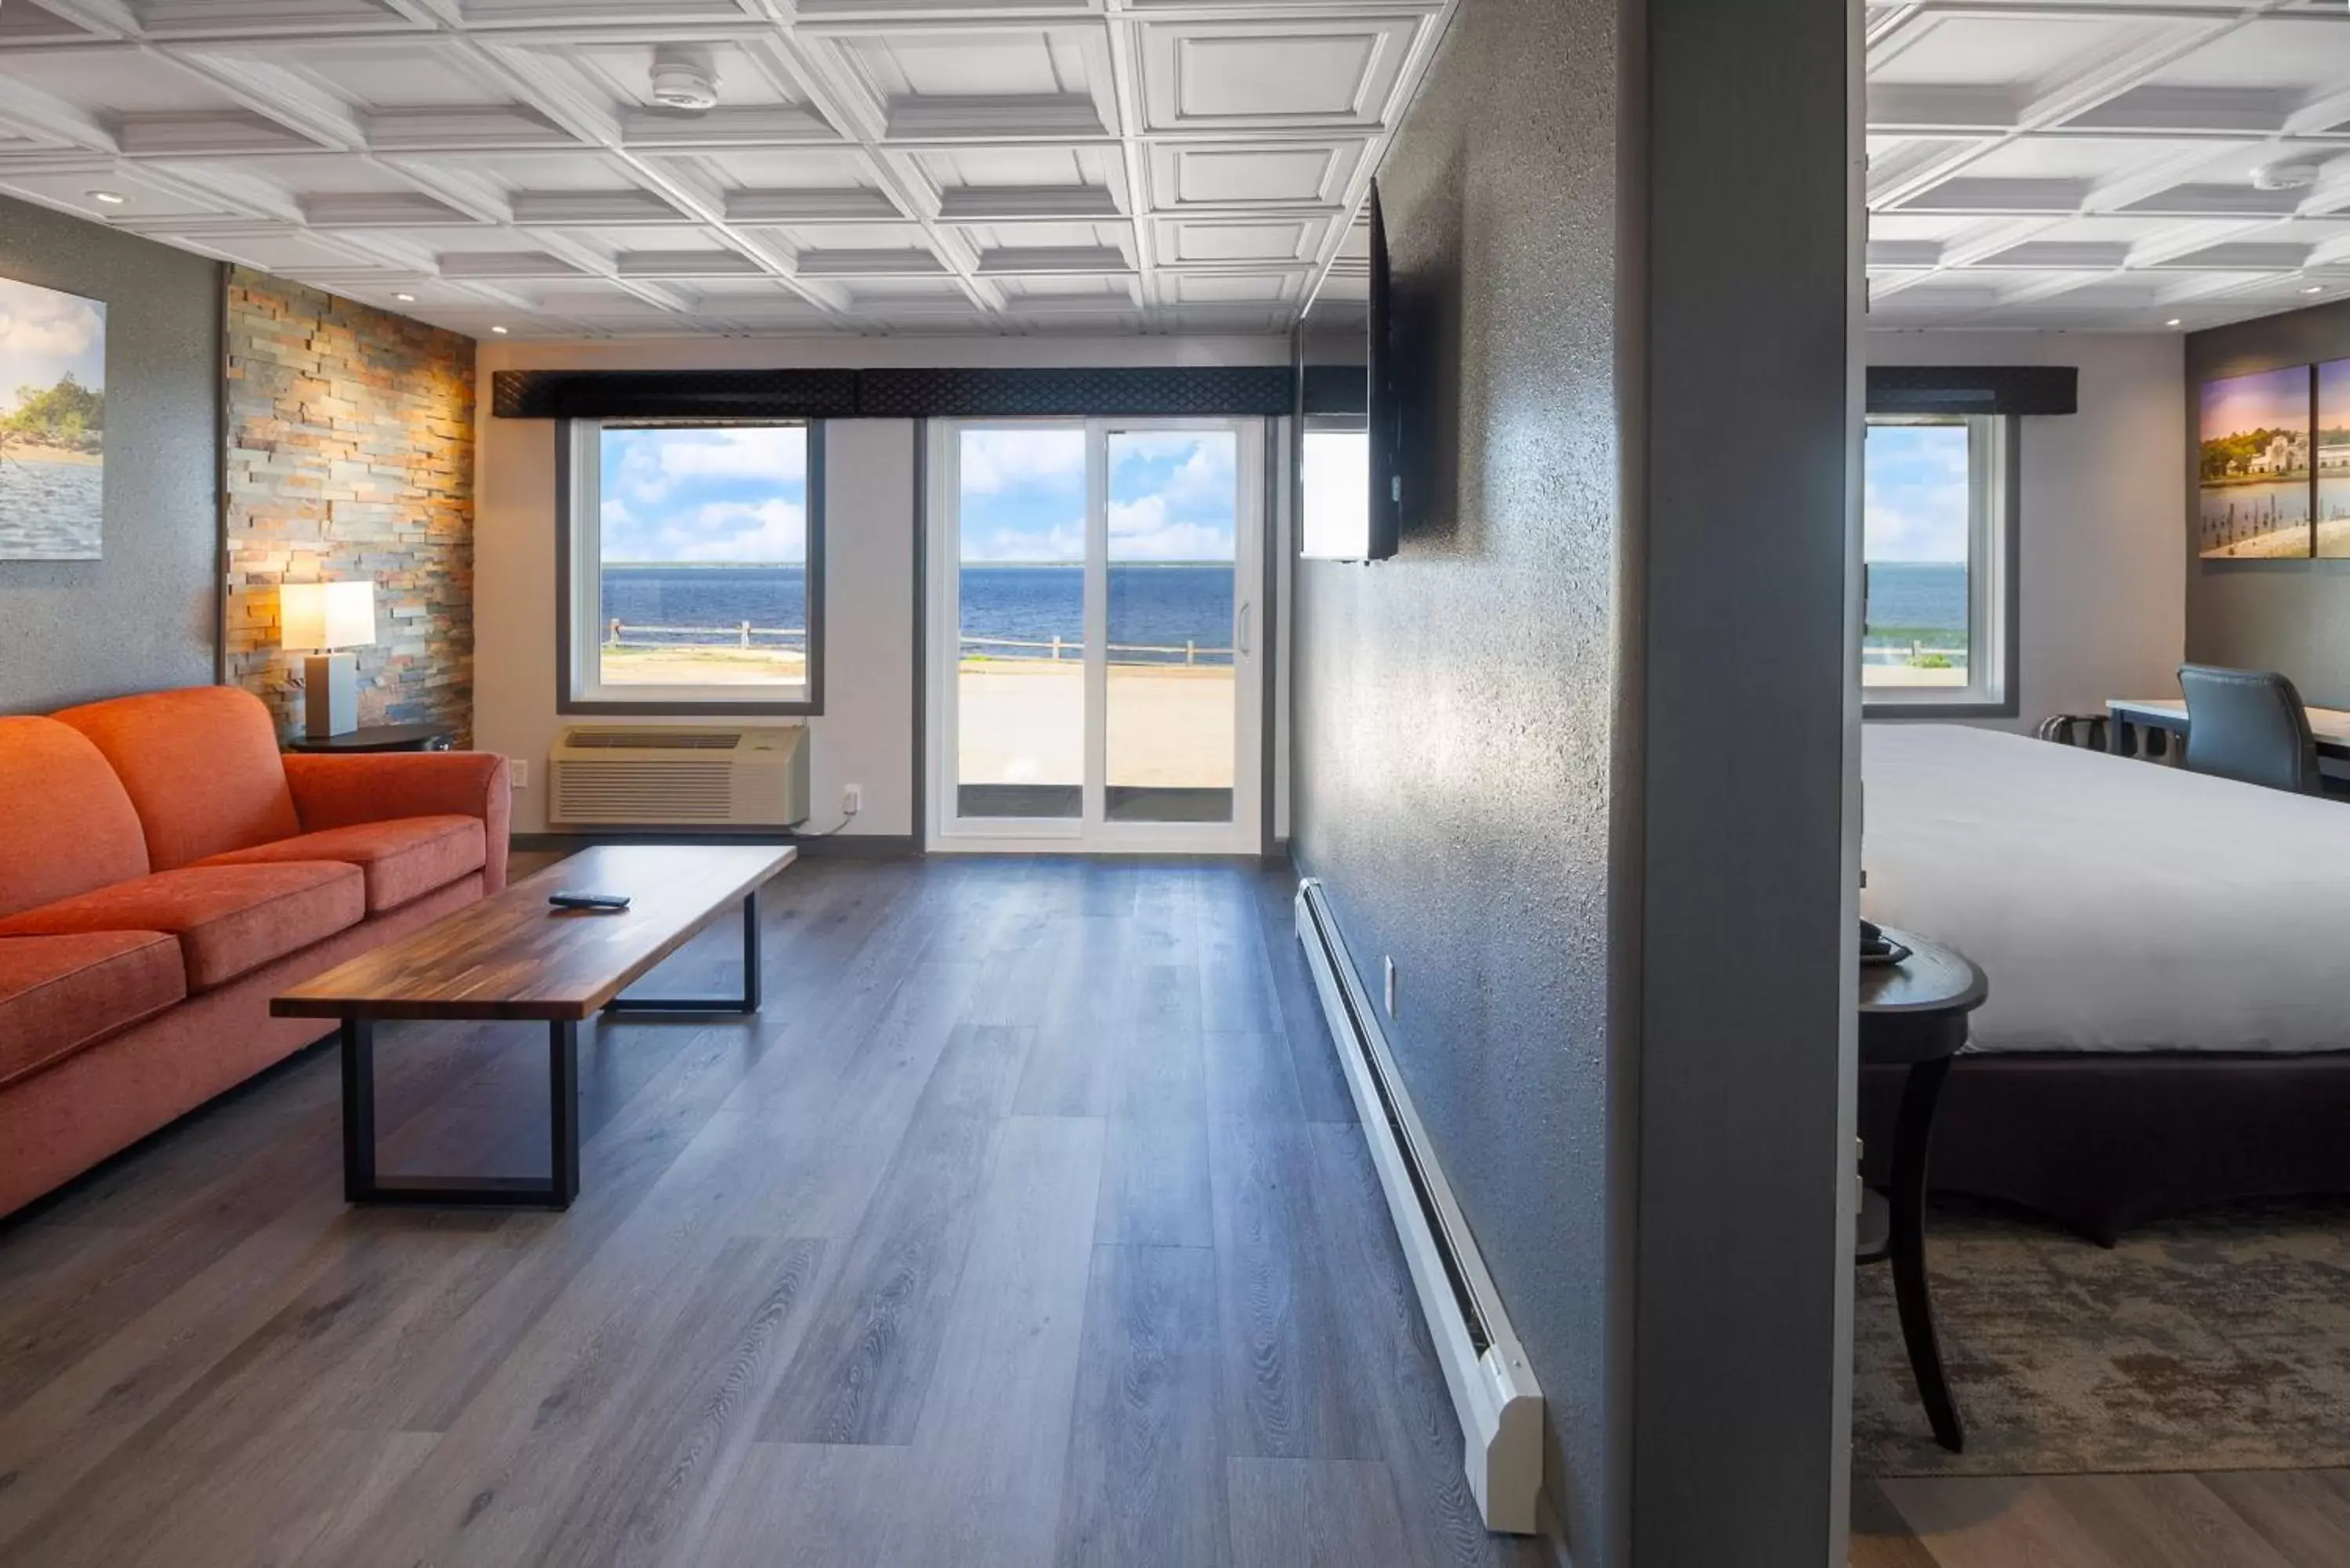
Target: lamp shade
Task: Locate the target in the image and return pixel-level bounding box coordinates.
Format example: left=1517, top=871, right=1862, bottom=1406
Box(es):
left=280, top=580, right=376, bottom=651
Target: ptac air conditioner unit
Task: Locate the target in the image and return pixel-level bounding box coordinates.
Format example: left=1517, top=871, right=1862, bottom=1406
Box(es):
left=548, top=724, right=809, bottom=829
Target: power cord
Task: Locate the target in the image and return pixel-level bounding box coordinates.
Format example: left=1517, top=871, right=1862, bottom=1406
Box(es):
left=795, top=797, right=861, bottom=840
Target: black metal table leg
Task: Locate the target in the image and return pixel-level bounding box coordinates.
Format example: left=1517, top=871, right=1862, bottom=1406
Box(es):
left=550, top=1018, right=580, bottom=1206
left=1890, top=1054, right=1965, bottom=1452
left=342, top=1016, right=377, bottom=1202
left=602, top=887, right=763, bottom=1015
left=340, top=1013, right=579, bottom=1210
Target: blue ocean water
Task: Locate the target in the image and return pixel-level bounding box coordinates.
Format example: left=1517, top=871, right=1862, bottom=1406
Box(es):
left=1864, top=560, right=1965, bottom=636
left=599, top=563, right=1238, bottom=664
left=0, top=457, right=103, bottom=559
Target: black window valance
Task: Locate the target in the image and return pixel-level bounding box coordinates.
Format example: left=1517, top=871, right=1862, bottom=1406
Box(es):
left=490, top=368, right=856, bottom=420
left=1300, top=363, right=1368, bottom=417
left=494, top=365, right=1296, bottom=421
left=1867, top=365, right=2077, bottom=417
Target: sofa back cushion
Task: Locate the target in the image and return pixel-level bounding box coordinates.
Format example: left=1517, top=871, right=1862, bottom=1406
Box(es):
left=0, top=717, right=152, bottom=919
left=52, top=688, right=300, bottom=870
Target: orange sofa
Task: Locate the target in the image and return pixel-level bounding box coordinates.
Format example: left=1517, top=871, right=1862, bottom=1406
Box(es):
left=0, top=686, right=508, bottom=1220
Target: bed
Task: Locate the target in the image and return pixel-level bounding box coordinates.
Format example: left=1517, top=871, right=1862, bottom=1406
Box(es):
left=1858, top=723, right=2350, bottom=1241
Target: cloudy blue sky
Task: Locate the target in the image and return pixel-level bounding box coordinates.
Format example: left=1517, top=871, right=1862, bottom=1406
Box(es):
left=2204, top=365, right=2307, bottom=441
left=600, top=424, right=1239, bottom=565
left=0, top=276, right=105, bottom=417
left=955, top=427, right=1238, bottom=563
left=601, top=425, right=808, bottom=563
left=1863, top=423, right=1968, bottom=563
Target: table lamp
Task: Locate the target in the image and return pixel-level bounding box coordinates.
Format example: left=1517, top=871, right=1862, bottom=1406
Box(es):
left=280, top=580, right=376, bottom=739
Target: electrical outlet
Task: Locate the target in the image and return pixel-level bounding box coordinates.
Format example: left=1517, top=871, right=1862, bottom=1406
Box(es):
left=510, top=757, right=529, bottom=789
left=1383, top=956, right=1398, bottom=1018
left=841, top=782, right=862, bottom=816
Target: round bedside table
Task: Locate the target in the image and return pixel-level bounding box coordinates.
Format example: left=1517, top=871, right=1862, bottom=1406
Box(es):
left=1858, top=927, right=1987, bottom=1454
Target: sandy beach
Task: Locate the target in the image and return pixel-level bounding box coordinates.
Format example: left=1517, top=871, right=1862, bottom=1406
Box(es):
left=596, top=647, right=1234, bottom=787
left=1863, top=665, right=1967, bottom=688
left=2203, top=524, right=2313, bottom=560
left=959, top=661, right=1234, bottom=787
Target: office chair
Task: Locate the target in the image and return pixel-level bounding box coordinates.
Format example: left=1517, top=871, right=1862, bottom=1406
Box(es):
left=2177, top=664, right=2321, bottom=795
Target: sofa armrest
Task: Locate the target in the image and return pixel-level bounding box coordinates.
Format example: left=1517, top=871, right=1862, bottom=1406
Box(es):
left=283, top=752, right=512, bottom=893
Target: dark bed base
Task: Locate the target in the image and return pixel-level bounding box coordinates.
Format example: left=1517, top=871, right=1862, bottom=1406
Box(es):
left=1860, top=1050, right=2350, bottom=1246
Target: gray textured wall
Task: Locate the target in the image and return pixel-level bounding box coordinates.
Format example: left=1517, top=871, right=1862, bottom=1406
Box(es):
left=1635, top=0, right=1858, bottom=1558
left=0, top=193, right=221, bottom=714
left=1292, top=0, right=1631, bottom=1555
left=1290, top=0, right=1855, bottom=1562
left=2185, top=299, right=2350, bottom=705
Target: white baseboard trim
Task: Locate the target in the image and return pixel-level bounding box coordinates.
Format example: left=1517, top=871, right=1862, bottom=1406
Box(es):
left=1293, top=876, right=1546, bottom=1535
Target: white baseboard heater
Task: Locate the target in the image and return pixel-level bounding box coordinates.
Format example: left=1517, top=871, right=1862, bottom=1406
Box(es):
left=1293, top=877, right=1546, bottom=1535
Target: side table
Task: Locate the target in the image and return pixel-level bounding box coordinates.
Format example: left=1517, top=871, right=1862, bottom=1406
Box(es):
left=286, top=722, right=456, bottom=754
left=1858, top=927, right=1987, bottom=1454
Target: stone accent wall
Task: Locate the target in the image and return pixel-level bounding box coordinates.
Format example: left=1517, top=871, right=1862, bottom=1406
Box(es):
left=224, top=269, right=475, bottom=742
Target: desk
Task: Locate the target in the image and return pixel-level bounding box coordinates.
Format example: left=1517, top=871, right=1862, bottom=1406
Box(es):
left=2106, top=697, right=2350, bottom=763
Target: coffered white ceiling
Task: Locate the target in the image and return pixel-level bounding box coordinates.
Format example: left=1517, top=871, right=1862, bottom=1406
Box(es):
left=0, top=0, right=1449, bottom=339
left=1869, top=0, right=2350, bottom=331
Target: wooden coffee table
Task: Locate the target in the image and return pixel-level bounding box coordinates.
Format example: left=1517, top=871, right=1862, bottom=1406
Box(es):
left=273, top=844, right=796, bottom=1210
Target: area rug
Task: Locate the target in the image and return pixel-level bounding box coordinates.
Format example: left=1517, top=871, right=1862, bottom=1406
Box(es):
left=1855, top=1198, right=2350, bottom=1478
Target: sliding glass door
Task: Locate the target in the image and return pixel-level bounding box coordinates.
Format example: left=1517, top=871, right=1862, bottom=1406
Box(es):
left=928, top=418, right=1264, bottom=852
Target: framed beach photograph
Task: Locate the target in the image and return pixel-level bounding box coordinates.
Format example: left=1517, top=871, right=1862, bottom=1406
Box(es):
left=2199, top=365, right=2312, bottom=560
left=2318, top=359, right=2350, bottom=558
left=0, top=274, right=106, bottom=562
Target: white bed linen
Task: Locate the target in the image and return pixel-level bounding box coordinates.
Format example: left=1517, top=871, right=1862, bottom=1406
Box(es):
left=1860, top=723, right=2350, bottom=1055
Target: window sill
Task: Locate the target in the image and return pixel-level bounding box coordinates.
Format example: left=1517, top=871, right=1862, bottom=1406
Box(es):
left=560, top=694, right=822, bottom=717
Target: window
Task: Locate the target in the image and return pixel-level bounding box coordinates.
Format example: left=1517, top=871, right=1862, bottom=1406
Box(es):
left=562, top=421, right=822, bottom=714
left=1862, top=414, right=2014, bottom=717
left=1299, top=415, right=1370, bottom=560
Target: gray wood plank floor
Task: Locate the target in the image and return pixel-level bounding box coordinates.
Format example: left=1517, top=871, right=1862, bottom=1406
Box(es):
left=1855, top=1472, right=2350, bottom=1566
left=0, top=858, right=1551, bottom=1568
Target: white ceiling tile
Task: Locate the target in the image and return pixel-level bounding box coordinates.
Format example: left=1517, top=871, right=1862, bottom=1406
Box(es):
left=1864, top=1, right=2350, bottom=329
left=1137, top=15, right=1430, bottom=135
left=0, top=162, right=234, bottom=222
left=126, top=0, right=421, bottom=42
left=0, top=3, right=109, bottom=45
left=0, top=46, right=241, bottom=115
left=1145, top=139, right=1363, bottom=211
left=812, top=22, right=1116, bottom=141
left=0, top=0, right=1451, bottom=336
left=1152, top=212, right=1327, bottom=266
left=1871, top=15, right=2144, bottom=91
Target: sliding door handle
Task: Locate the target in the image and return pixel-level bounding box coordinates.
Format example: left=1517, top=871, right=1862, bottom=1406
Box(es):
left=1238, top=602, right=1253, bottom=657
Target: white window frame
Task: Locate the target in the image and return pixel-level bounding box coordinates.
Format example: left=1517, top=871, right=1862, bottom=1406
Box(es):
left=924, top=416, right=1267, bottom=855
left=1862, top=412, right=2016, bottom=719
left=561, top=418, right=824, bottom=716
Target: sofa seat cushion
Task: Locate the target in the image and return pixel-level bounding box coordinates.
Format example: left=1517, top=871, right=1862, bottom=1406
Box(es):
left=197, top=815, right=486, bottom=913
left=0, top=932, right=186, bottom=1089
left=0, top=863, right=364, bottom=992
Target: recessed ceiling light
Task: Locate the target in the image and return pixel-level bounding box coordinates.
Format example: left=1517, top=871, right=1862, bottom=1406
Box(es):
left=87, top=190, right=125, bottom=205
left=2167, top=318, right=2183, bottom=327
left=392, top=291, right=415, bottom=303
left=490, top=325, right=509, bottom=334
left=2306, top=284, right=2326, bottom=294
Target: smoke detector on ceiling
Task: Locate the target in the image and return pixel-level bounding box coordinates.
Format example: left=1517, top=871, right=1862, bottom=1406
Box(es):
left=649, top=46, right=718, bottom=113
left=2253, top=157, right=2327, bottom=191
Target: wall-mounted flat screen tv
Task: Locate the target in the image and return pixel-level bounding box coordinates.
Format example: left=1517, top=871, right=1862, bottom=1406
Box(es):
left=1294, top=185, right=1397, bottom=562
